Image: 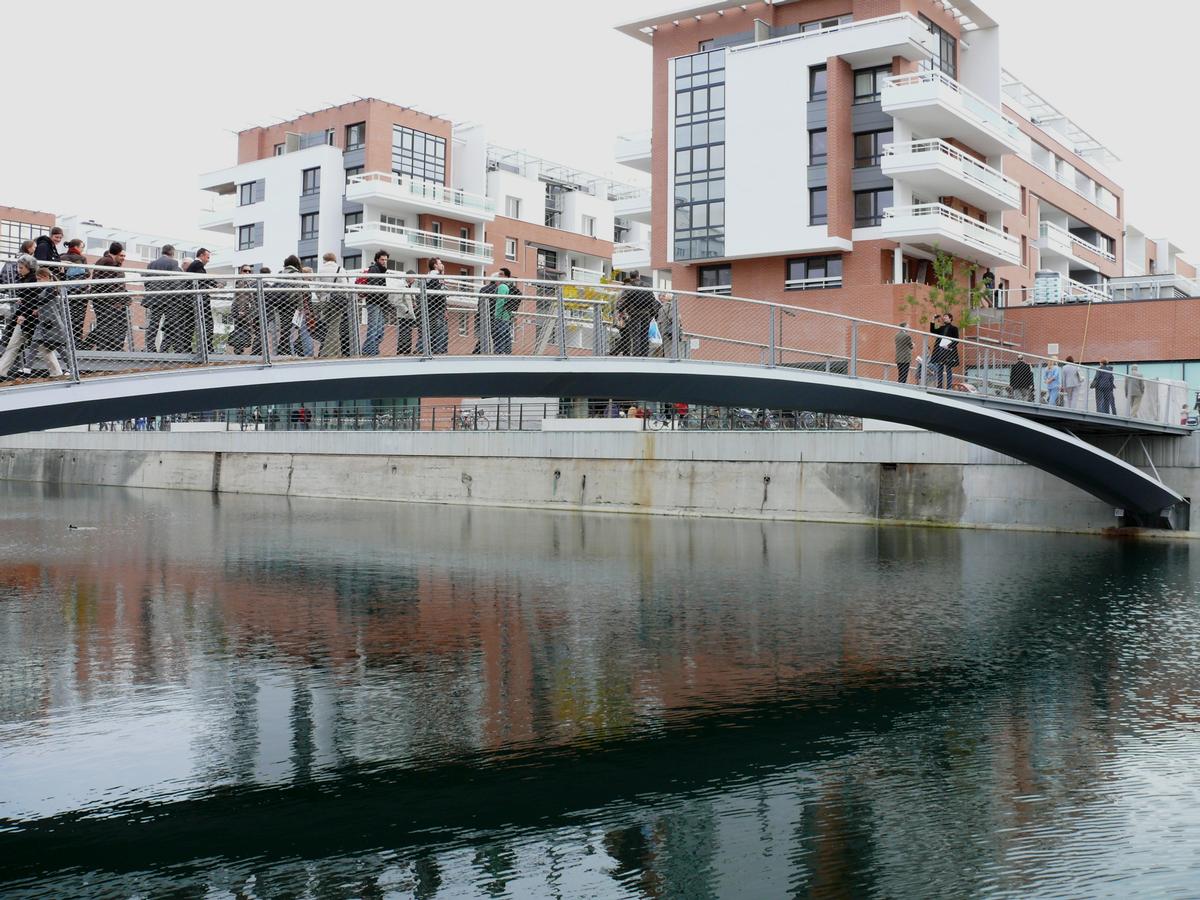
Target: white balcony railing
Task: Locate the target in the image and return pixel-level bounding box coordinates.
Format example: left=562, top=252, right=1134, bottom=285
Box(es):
left=1039, top=221, right=1116, bottom=263
left=882, top=139, right=1020, bottom=208
left=737, top=11, right=931, bottom=55
left=347, top=172, right=495, bottom=218
left=883, top=203, right=1020, bottom=265
left=345, top=222, right=494, bottom=264
left=883, top=70, right=1024, bottom=152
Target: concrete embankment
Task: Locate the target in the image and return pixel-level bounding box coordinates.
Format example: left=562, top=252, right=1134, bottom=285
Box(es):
left=1, top=428, right=1196, bottom=535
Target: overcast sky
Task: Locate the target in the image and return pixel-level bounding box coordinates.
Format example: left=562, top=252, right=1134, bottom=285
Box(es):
left=4, top=0, right=1194, bottom=256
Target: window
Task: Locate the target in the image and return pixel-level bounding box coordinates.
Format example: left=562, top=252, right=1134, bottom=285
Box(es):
left=343, top=254, right=361, bottom=271
left=698, top=264, right=732, bottom=295
left=920, top=15, right=958, bottom=80
left=809, top=129, right=828, bottom=166
left=504, top=237, right=517, bottom=261
left=325, top=129, right=335, bottom=146
left=392, top=125, right=447, bottom=184
left=854, top=66, right=892, bottom=104
left=237, top=223, right=262, bottom=251
left=300, top=255, right=318, bottom=271
left=810, top=188, right=828, bottom=226
left=854, top=130, right=893, bottom=168
left=582, top=215, right=596, bottom=237
left=505, top=196, right=521, bottom=219
left=459, top=226, right=470, bottom=251
left=344, top=211, right=362, bottom=230
left=238, top=182, right=253, bottom=206
left=273, top=143, right=285, bottom=156
left=798, top=15, right=852, bottom=33
left=810, top=65, right=827, bottom=100
left=1021, top=234, right=1029, bottom=268
left=300, top=212, right=319, bottom=241
left=345, top=122, right=365, bottom=151
left=345, top=165, right=363, bottom=185
left=431, top=221, right=442, bottom=234
left=854, top=189, right=892, bottom=227
left=0, top=218, right=38, bottom=258
left=786, top=255, right=843, bottom=289
left=301, top=167, right=320, bottom=196
left=380, top=214, right=405, bottom=229
left=673, top=49, right=727, bottom=260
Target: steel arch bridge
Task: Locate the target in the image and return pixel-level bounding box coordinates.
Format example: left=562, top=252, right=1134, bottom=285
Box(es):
left=0, top=356, right=1184, bottom=525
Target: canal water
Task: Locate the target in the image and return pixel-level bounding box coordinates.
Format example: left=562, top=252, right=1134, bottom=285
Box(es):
left=1, top=482, right=1199, bottom=898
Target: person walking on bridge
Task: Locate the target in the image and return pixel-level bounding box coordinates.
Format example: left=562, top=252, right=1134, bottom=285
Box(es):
left=895, top=323, right=913, bottom=383
left=361, top=250, right=390, bottom=356
left=1009, top=355, right=1034, bottom=402
left=1061, top=356, right=1085, bottom=410
left=1125, top=364, right=1146, bottom=418
left=83, top=242, right=129, bottom=351
left=143, top=244, right=181, bottom=352
left=0, top=255, right=40, bottom=378
left=1092, top=359, right=1116, bottom=415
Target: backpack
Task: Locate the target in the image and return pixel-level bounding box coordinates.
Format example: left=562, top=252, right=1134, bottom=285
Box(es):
left=503, top=284, right=523, bottom=314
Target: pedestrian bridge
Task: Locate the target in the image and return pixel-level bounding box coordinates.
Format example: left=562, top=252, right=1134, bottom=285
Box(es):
left=0, top=266, right=1188, bottom=525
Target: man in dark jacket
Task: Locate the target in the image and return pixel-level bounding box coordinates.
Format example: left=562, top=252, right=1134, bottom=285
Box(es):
left=361, top=250, right=389, bottom=356
left=34, top=227, right=63, bottom=269
left=143, top=244, right=181, bottom=352
left=83, top=242, right=129, bottom=351
left=1009, top=355, right=1034, bottom=402
left=425, top=258, right=449, bottom=355
left=185, top=248, right=215, bottom=354
left=1092, top=359, right=1116, bottom=414
left=616, top=271, right=660, bottom=358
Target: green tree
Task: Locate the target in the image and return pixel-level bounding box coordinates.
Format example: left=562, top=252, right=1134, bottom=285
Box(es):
left=904, top=247, right=990, bottom=328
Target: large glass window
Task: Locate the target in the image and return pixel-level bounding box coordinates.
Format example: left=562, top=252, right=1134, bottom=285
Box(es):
left=345, top=165, right=363, bottom=185
left=920, top=15, right=958, bottom=80
left=392, top=125, right=446, bottom=184
left=238, top=182, right=255, bottom=206
left=854, top=189, right=893, bottom=227
left=345, top=122, right=365, bottom=151
left=809, top=129, right=827, bottom=165
left=786, top=255, right=843, bottom=289
left=854, top=130, right=893, bottom=168
left=0, top=218, right=38, bottom=259
left=810, top=188, right=828, bottom=226
left=673, top=49, right=727, bottom=260
left=237, top=224, right=254, bottom=251
left=854, top=65, right=892, bottom=104
left=301, top=167, right=320, bottom=196
left=698, top=264, right=732, bottom=295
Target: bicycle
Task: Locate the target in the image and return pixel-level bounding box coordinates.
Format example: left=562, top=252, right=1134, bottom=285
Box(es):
left=451, top=408, right=490, bottom=431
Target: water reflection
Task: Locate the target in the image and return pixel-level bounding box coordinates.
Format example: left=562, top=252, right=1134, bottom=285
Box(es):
left=1, top=483, right=1199, bottom=897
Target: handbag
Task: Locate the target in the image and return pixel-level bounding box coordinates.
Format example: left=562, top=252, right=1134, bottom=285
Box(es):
left=648, top=318, right=663, bottom=347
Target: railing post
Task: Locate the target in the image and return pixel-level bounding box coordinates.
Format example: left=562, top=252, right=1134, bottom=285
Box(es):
left=347, top=284, right=362, bottom=357
left=592, top=302, right=604, bottom=356
left=555, top=284, right=568, bottom=359
left=920, top=337, right=929, bottom=389
left=418, top=278, right=432, bottom=358
left=255, top=277, right=272, bottom=366
left=194, top=291, right=209, bottom=366
left=479, top=286, right=494, bottom=356
left=767, top=307, right=777, bottom=368
left=671, top=296, right=681, bottom=360
left=60, top=287, right=80, bottom=382
left=849, top=322, right=858, bottom=377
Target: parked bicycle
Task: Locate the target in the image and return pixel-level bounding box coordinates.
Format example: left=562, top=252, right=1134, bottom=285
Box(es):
left=451, top=407, right=490, bottom=431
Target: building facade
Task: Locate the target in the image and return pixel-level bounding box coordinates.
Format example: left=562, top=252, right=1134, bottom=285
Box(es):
left=615, top=0, right=1193, bottom=316
left=198, top=99, right=650, bottom=286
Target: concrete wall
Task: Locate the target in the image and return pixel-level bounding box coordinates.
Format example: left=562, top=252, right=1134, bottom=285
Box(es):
left=1, top=429, right=1196, bottom=534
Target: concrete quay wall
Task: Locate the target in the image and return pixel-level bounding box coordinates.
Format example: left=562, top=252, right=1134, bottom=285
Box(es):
left=0, top=429, right=1196, bottom=534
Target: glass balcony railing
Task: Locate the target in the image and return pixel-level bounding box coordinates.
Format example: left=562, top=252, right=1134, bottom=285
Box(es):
left=347, top=172, right=495, bottom=216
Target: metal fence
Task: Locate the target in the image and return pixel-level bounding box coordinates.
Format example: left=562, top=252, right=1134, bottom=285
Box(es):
left=0, top=257, right=1186, bottom=429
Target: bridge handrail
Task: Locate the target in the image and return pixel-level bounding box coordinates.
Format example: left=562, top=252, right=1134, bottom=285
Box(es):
left=0, top=258, right=1181, bottom=429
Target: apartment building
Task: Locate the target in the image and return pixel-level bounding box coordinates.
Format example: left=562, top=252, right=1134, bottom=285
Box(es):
left=615, top=0, right=1192, bottom=317
left=197, top=98, right=649, bottom=289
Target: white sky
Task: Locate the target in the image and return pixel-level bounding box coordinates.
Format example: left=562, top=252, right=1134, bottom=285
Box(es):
left=3, top=0, right=1195, bottom=257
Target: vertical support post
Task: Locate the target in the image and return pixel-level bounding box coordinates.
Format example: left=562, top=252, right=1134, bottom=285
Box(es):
left=920, top=336, right=929, bottom=389
left=480, top=286, right=494, bottom=356
left=194, top=291, right=209, bottom=366
left=670, top=296, right=681, bottom=360
left=255, top=277, right=272, bottom=366
left=592, top=303, right=604, bottom=356
left=60, top=288, right=80, bottom=382
left=418, top=278, right=432, bottom=358
left=767, top=307, right=777, bottom=368
left=849, top=322, right=858, bottom=377
left=555, top=284, right=568, bottom=359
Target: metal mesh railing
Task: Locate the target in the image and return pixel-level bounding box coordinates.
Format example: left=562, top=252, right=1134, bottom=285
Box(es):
left=0, top=257, right=1185, bottom=430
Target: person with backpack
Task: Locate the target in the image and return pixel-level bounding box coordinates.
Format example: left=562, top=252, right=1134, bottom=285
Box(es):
left=60, top=238, right=89, bottom=345
left=616, top=271, right=659, bottom=358
left=491, top=267, right=521, bottom=355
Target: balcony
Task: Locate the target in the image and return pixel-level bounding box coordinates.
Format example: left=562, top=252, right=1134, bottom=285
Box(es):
left=882, top=203, right=1020, bottom=268
left=735, top=12, right=933, bottom=67
left=882, top=140, right=1020, bottom=213
left=613, top=240, right=650, bottom=272
left=882, top=71, right=1027, bottom=158
left=345, top=222, right=493, bottom=267
left=198, top=197, right=236, bottom=234
left=615, top=131, right=651, bottom=174
left=613, top=187, right=651, bottom=224
left=1037, top=221, right=1116, bottom=272
left=346, top=172, right=494, bottom=222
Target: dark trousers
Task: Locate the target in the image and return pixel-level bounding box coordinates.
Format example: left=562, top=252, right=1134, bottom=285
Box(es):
left=396, top=319, right=417, bottom=354
left=428, top=313, right=448, bottom=355
left=85, top=301, right=128, bottom=351
left=67, top=294, right=89, bottom=345
left=897, top=361, right=910, bottom=383
left=1097, top=388, right=1116, bottom=415
left=626, top=313, right=653, bottom=358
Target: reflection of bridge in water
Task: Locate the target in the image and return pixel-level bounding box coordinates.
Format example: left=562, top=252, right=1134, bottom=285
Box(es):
left=0, top=265, right=1188, bottom=524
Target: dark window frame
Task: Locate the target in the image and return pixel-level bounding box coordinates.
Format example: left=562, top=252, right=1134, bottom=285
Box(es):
left=854, top=188, right=893, bottom=228
left=345, top=165, right=363, bottom=185
left=810, top=65, right=828, bottom=101
left=854, top=129, right=894, bottom=168
left=854, top=65, right=893, bottom=104
left=809, top=129, right=828, bottom=166
left=237, top=224, right=255, bottom=251
left=786, top=255, right=844, bottom=290
left=810, top=187, right=828, bottom=226
left=301, top=167, right=321, bottom=196
left=697, top=263, right=732, bottom=295
left=919, top=14, right=958, bottom=80
left=238, top=182, right=254, bottom=206
left=345, top=121, right=366, bottom=151
left=300, top=212, right=319, bottom=241
left=344, top=211, right=363, bottom=230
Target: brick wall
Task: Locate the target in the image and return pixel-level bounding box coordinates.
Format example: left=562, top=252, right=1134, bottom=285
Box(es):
left=1007, top=298, right=1200, bottom=363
